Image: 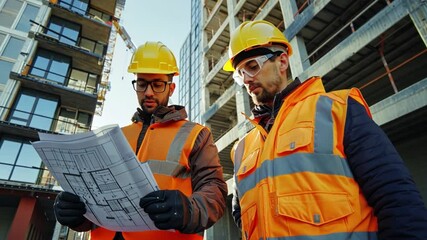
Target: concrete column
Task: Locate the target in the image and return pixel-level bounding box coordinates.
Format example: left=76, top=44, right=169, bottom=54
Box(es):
left=7, top=197, right=36, bottom=240
left=408, top=1, right=427, bottom=47
left=201, top=57, right=211, bottom=115
left=201, top=2, right=211, bottom=119
left=279, top=0, right=310, bottom=78
left=226, top=0, right=240, bottom=32
left=51, top=221, right=63, bottom=240
left=201, top=87, right=211, bottom=124
left=235, top=85, right=252, bottom=138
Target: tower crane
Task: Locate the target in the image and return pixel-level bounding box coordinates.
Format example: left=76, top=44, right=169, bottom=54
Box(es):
left=95, top=16, right=137, bottom=115
left=112, top=18, right=136, bottom=52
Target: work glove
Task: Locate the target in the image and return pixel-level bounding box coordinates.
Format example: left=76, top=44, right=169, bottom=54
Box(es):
left=54, top=191, right=87, bottom=228
left=139, top=190, right=191, bottom=231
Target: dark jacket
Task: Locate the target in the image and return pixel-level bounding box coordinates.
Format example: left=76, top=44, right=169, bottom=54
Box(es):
left=232, top=79, right=427, bottom=239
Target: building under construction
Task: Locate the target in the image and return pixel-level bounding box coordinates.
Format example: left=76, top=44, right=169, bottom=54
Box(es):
left=0, top=0, right=426, bottom=239
left=0, top=0, right=125, bottom=239
left=177, top=0, right=427, bottom=238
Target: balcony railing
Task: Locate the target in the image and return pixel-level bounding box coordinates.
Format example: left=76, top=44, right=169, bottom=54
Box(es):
left=30, top=20, right=107, bottom=57
left=26, top=65, right=97, bottom=95
left=55, top=0, right=113, bottom=23
left=0, top=105, right=91, bottom=135
left=0, top=166, right=60, bottom=191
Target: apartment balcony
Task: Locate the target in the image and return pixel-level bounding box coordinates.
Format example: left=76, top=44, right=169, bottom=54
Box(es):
left=30, top=30, right=105, bottom=75
left=48, top=0, right=113, bottom=45
left=0, top=104, right=91, bottom=138
left=10, top=70, right=98, bottom=113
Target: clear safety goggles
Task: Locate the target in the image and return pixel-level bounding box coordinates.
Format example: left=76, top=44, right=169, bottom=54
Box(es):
left=232, top=53, right=275, bottom=86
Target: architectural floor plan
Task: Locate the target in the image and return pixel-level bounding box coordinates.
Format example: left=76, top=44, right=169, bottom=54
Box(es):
left=32, top=125, right=159, bottom=231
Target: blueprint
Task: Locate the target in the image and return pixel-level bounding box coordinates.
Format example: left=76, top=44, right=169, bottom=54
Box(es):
left=31, top=124, right=159, bottom=232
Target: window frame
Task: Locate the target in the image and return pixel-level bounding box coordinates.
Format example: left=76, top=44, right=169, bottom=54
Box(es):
left=0, top=136, right=43, bottom=184
left=7, top=89, right=59, bottom=131
left=29, top=48, right=71, bottom=84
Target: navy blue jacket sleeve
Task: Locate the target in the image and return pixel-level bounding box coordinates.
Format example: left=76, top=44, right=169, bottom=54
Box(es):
left=232, top=186, right=242, bottom=229
left=344, top=97, right=427, bottom=239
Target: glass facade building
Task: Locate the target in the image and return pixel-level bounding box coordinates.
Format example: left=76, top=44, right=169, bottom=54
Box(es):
left=0, top=0, right=125, bottom=239
left=178, top=0, right=202, bottom=123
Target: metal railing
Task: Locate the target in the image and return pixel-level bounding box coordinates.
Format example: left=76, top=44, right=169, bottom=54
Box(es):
left=0, top=105, right=91, bottom=135
left=30, top=19, right=107, bottom=57
left=25, top=65, right=98, bottom=95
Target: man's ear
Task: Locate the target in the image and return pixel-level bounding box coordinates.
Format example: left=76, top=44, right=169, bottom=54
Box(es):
left=278, top=53, right=289, bottom=74
left=169, top=82, right=176, bottom=96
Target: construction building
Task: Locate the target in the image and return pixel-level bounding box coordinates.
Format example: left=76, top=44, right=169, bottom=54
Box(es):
left=178, top=0, right=427, bottom=238
left=0, top=0, right=125, bottom=239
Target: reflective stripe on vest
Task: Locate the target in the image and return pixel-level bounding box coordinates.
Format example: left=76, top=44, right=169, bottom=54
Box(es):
left=147, top=121, right=196, bottom=179
left=234, top=95, right=353, bottom=198
left=314, top=96, right=333, bottom=154
left=264, top=231, right=377, bottom=240
left=237, top=153, right=354, bottom=198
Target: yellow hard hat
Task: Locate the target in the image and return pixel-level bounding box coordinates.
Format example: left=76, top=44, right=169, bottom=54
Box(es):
left=223, top=20, right=293, bottom=71
left=128, top=41, right=179, bottom=76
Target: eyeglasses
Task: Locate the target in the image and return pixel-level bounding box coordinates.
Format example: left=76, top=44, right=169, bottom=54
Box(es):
left=232, top=53, right=276, bottom=86
left=132, top=80, right=172, bottom=93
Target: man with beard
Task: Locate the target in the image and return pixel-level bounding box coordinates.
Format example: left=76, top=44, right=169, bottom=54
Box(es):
left=224, top=20, right=427, bottom=240
left=53, top=41, right=227, bottom=240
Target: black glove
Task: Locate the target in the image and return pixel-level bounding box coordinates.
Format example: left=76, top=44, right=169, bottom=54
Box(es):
left=139, top=190, right=190, bottom=231
left=54, top=192, right=87, bottom=228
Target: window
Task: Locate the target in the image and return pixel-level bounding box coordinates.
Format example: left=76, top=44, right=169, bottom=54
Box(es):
left=0, top=0, right=23, bottom=28
left=56, top=108, right=91, bottom=134
left=80, top=37, right=105, bottom=55
left=88, top=8, right=111, bottom=23
left=15, top=4, right=39, bottom=32
left=68, top=68, right=98, bottom=93
left=59, top=0, right=89, bottom=15
left=1, top=35, right=26, bottom=86
left=0, top=60, right=14, bottom=84
left=47, top=16, right=80, bottom=46
left=2, top=37, right=24, bottom=59
left=30, top=48, right=71, bottom=84
left=8, top=90, right=58, bottom=131
left=0, top=137, right=42, bottom=183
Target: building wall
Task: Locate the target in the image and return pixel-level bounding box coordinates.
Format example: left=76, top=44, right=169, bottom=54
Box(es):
left=199, top=0, right=427, bottom=239
left=0, top=0, right=125, bottom=239
left=179, top=0, right=203, bottom=123
left=0, top=0, right=43, bottom=111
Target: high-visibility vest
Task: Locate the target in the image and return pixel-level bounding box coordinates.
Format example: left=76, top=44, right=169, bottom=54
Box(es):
left=232, top=77, right=378, bottom=239
left=91, top=120, right=204, bottom=240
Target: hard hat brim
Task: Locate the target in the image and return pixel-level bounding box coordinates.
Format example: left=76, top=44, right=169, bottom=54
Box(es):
left=223, top=59, right=235, bottom=72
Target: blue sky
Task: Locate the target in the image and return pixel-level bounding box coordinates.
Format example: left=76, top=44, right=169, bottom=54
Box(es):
left=92, top=0, right=191, bottom=129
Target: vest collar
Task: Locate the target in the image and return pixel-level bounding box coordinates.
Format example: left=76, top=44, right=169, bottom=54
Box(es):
left=250, top=77, right=324, bottom=128
left=284, top=76, right=325, bottom=106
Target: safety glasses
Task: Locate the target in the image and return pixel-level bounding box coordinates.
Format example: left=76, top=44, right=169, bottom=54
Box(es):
left=232, top=53, right=275, bottom=86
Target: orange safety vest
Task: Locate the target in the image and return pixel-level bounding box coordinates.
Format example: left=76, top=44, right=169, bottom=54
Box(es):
left=91, top=120, right=204, bottom=240
left=232, top=77, right=378, bottom=240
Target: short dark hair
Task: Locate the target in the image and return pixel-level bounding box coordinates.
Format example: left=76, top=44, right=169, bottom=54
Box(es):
left=167, top=74, right=174, bottom=82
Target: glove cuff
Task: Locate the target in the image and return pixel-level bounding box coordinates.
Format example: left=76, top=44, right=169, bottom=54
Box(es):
left=70, top=218, right=93, bottom=232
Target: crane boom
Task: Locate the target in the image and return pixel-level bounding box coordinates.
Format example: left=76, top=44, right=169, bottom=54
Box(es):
left=112, top=19, right=136, bottom=52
